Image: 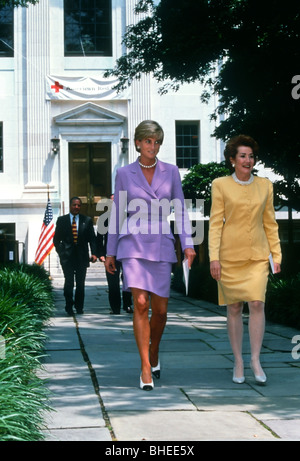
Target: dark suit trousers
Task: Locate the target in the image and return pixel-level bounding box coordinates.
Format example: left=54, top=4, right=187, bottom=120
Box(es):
left=62, top=258, right=87, bottom=311
left=106, top=260, right=131, bottom=314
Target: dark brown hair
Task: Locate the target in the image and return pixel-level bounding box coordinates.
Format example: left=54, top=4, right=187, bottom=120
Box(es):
left=70, top=196, right=82, bottom=206
left=224, top=135, right=259, bottom=173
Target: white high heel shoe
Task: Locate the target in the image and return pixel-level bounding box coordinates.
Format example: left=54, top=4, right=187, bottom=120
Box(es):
left=232, top=366, right=245, bottom=384
left=250, top=360, right=267, bottom=384
left=140, top=374, right=154, bottom=391
left=151, top=360, right=160, bottom=379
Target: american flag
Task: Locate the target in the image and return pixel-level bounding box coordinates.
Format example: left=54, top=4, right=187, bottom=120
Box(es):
left=34, top=198, right=55, bottom=265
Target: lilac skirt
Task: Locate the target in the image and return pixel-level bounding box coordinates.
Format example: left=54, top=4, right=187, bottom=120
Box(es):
left=121, top=258, right=172, bottom=298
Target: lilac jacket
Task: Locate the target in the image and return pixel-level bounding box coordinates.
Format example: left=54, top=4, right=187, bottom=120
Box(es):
left=107, top=158, right=194, bottom=263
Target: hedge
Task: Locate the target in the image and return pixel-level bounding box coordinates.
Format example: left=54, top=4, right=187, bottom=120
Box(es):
left=172, top=264, right=300, bottom=329
left=0, top=264, right=55, bottom=441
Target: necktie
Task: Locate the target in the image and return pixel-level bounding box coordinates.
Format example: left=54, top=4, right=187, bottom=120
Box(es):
left=72, top=216, right=78, bottom=244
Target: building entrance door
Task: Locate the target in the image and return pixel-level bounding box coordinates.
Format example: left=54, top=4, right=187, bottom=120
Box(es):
left=69, top=142, right=111, bottom=223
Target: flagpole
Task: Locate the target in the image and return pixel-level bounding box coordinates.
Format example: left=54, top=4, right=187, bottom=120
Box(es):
left=34, top=185, right=55, bottom=269
left=47, top=185, right=51, bottom=278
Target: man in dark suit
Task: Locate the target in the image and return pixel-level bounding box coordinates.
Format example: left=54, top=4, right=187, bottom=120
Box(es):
left=96, top=194, right=132, bottom=315
left=96, top=228, right=133, bottom=315
left=54, top=196, right=97, bottom=315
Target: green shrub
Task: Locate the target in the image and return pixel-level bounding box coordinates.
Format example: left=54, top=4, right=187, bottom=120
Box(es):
left=0, top=268, right=54, bottom=324
left=173, top=262, right=300, bottom=330
left=0, top=338, right=51, bottom=441
left=0, top=264, right=54, bottom=441
left=0, top=262, right=52, bottom=295
left=172, top=263, right=218, bottom=304
left=182, top=161, right=230, bottom=215
left=265, top=273, right=300, bottom=329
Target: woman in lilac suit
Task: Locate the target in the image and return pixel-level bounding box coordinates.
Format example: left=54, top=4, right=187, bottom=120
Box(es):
left=105, top=121, right=196, bottom=391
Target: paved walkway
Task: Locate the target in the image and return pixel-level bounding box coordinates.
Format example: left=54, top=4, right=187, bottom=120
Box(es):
left=41, top=262, right=300, bottom=441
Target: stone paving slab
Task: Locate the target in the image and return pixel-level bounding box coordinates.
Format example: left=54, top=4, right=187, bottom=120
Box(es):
left=100, top=388, right=196, bottom=411
left=45, top=427, right=111, bottom=442
left=44, top=319, right=79, bottom=350
left=184, top=389, right=300, bottom=417
left=42, top=266, right=300, bottom=442
left=41, top=373, right=96, bottom=398
left=248, top=368, right=300, bottom=396
left=108, top=410, right=276, bottom=441
left=93, top=366, right=233, bottom=389
left=263, top=419, right=300, bottom=441
left=144, top=351, right=232, bottom=369
left=45, top=394, right=106, bottom=429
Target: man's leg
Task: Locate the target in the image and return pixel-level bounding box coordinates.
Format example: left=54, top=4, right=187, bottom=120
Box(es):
left=122, top=290, right=133, bottom=312
left=121, top=264, right=133, bottom=312
left=74, top=265, right=87, bottom=313
left=62, top=264, right=75, bottom=314
left=106, top=261, right=121, bottom=314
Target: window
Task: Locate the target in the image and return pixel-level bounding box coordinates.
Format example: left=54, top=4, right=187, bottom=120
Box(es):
left=0, top=123, right=3, bottom=172
left=0, top=5, right=14, bottom=57
left=64, top=0, right=112, bottom=57
left=176, top=121, right=200, bottom=168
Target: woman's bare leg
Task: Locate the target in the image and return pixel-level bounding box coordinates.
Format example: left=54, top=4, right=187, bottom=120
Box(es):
left=149, top=293, right=168, bottom=368
left=227, top=302, right=244, bottom=377
left=248, top=300, right=266, bottom=377
left=131, top=289, right=168, bottom=383
left=131, top=288, right=152, bottom=383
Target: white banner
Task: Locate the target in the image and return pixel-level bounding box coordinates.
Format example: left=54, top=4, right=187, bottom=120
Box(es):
left=46, top=75, right=129, bottom=100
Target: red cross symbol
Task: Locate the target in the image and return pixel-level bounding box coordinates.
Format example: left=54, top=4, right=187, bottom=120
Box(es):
left=51, top=81, right=63, bottom=93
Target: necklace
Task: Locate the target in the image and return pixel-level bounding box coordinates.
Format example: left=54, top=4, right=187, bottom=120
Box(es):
left=232, top=172, right=254, bottom=185
left=138, top=156, right=157, bottom=169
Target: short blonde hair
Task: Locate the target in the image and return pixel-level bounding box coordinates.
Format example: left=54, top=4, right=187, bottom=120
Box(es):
left=134, top=120, right=164, bottom=151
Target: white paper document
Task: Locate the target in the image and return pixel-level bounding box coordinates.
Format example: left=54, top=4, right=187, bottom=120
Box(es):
left=182, top=258, right=190, bottom=296
left=269, top=253, right=275, bottom=274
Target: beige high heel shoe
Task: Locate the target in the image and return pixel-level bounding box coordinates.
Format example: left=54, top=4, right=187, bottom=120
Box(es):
left=250, top=360, right=267, bottom=384
left=232, top=367, right=245, bottom=384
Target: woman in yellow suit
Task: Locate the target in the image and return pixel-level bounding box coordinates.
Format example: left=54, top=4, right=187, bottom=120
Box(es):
left=209, top=135, right=281, bottom=384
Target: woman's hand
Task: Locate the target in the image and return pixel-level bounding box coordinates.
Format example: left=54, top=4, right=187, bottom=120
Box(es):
left=184, top=248, right=196, bottom=269
left=273, top=262, right=281, bottom=274
left=105, top=256, right=116, bottom=274
left=210, top=260, right=221, bottom=281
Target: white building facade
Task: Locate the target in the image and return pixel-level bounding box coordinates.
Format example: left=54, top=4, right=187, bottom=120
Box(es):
left=0, top=0, right=221, bottom=264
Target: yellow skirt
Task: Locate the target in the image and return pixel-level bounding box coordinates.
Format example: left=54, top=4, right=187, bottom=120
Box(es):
left=217, top=259, right=269, bottom=306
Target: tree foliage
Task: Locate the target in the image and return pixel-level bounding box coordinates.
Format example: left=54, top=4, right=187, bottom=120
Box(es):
left=182, top=162, right=230, bottom=215
left=0, top=0, right=39, bottom=6
left=106, top=0, right=300, bottom=210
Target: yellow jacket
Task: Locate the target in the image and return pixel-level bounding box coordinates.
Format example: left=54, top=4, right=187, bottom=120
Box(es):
left=209, top=175, right=282, bottom=264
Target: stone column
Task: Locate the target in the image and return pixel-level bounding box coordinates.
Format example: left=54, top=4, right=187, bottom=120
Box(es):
left=126, top=0, right=151, bottom=162
left=24, top=0, right=51, bottom=192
